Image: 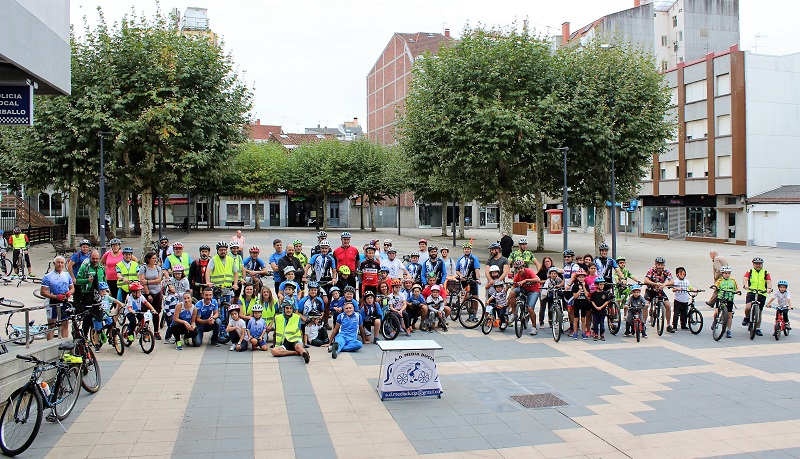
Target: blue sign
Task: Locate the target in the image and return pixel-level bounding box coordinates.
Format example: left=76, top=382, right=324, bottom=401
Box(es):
left=0, top=86, right=33, bottom=126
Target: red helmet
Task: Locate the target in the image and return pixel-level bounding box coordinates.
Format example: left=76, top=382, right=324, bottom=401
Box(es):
left=250, top=246, right=260, bottom=253
left=129, top=281, right=144, bottom=291
left=173, top=242, right=184, bottom=249
left=391, top=278, right=401, bottom=286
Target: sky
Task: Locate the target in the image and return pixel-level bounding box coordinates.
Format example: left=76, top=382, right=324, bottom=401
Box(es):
left=71, top=0, right=799, bottom=135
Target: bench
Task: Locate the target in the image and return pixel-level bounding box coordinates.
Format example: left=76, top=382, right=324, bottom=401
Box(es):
left=51, top=241, right=76, bottom=257
left=225, top=221, right=245, bottom=227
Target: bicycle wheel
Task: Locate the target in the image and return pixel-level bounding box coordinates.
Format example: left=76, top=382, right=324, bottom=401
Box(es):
left=712, top=307, right=727, bottom=341
left=458, top=298, right=485, bottom=330
left=159, top=313, right=168, bottom=331
left=449, top=298, right=459, bottom=321
left=688, top=308, right=703, bottom=335
left=9, top=330, right=30, bottom=346
left=481, top=312, right=493, bottom=335
left=0, top=386, right=43, bottom=456
left=784, top=324, right=790, bottom=336
left=32, top=288, right=45, bottom=300
left=53, top=366, right=81, bottom=420
left=514, top=304, right=524, bottom=338
left=749, top=307, right=758, bottom=340
left=775, top=322, right=781, bottom=341
left=635, top=320, right=641, bottom=343
left=552, top=306, right=562, bottom=343
left=608, top=303, right=621, bottom=335
left=80, top=346, right=101, bottom=394
left=0, top=258, right=12, bottom=277
left=140, top=329, right=155, bottom=354
left=656, top=302, right=665, bottom=336
left=380, top=313, right=400, bottom=340
left=649, top=305, right=656, bottom=327
left=111, top=328, right=124, bottom=356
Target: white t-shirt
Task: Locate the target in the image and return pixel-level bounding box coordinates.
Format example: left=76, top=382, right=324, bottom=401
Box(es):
left=773, top=290, right=791, bottom=308
left=306, top=323, right=321, bottom=341
left=228, top=318, right=246, bottom=330
left=673, top=278, right=692, bottom=303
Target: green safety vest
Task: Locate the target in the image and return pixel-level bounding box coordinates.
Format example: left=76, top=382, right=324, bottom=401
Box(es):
left=167, top=253, right=190, bottom=271
left=509, top=250, right=536, bottom=267
left=116, top=260, right=139, bottom=292
left=10, top=234, right=27, bottom=249
left=210, top=255, right=234, bottom=288
left=274, top=313, right=302, bottom=345
left=748, top=269, right=768, bottom=293
left=257, top=298, right=279, bottom=324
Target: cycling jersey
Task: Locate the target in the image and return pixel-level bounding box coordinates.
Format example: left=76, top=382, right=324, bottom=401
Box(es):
left=509, top=249, right=537, bottom=268
left=309, top=253, right=336, bottom=282
left=195, top=299, right=219, bottom=320
left=715, top=278, right=739, bottom=301
left=563, top=262, right=580, bottom=288
left=406, top=262, right=422, bottom=284
left=594, top=257, right=618, bottom=280
left=360, top=259, right=381, bottom=287
left=334, top=246, right=359, bottom=272
left=457, top=254, right=480, bottom=280
left=299, top=295, right=324, bottom=316
left=422, top=258, right=444, bottom=284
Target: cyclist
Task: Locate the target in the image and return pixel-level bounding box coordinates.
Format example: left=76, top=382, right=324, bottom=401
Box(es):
left=299, top=281, right=325, bottom=321
left=124, top=281, right=157, bottom=343
left=625, top=284, right=648, bottom=337
left=277, top=244, right=304, bottom=297
left=509, top=237, right=540, bottom=271
left=41, top=256, right=74, bottom=340
left=561, top=250, right=581, bottom=334
left=456, top=242, right=481, bottom=289
left=380, top=239, right=393, bottom=261
left=422, top=245, right=444, bottom=285
left=137, top=252, right=167, bottom=340
left=765, top=280, right=791, bottom=330
left=310, top=230, right=328, bottom=257
left=100, top=238, right=127, bottom=299
left=507, top=259, right=542, bottom=336
left=292, top=239, right=309, bottom=283
left=156, top=236, right=173, bottom=265
left=228, top=241, right=245, bottom=301
left=163, top=242, right=192, bottom=276
left=381, top=247, right=408, bottom=280
left=406, top=251, right=423, bottom=285
left=271, top=301, right=310, bottom=363
left=486, top=266, right=509, bottom=327
left=406, top=282, right=428, bottom=331
left=192, top=287, right=221, bottom=347
left=242, top=246, right=269, bottom=289
left=169, top=292, right=197, bottom=350
left=742, top=257, right=773, bottom=336
left=594, top=244, right=624, bottom=293
left=670, top=267, right=698, bottom=331
left=359, top=244, right=381, bottom=297
left=306, top=240, right=337, bottom=287
left=246, top=304, right=270, bottom=352
left=712, top=265, right=739, bottom=338
left=8, top=227, right=33, bottom=276
left=237, top=283, right=259, bottom=324
left=440, top=247, right=457, bottom=279
left=115, top=247, right=139, bottom=303
left=642, top=257, right=675, bottom=333
left=205, top=241, right=239, bottom=305
left=189, top=244, right=212, bottom=300
left=387, top=280, right=410, bottom=336
left=269, top=239, right=286, bottom=291
left=67, top=239, right=91, bottom=282
left=426, top=284, right=449, bottom=332
left=484, top=242, right=509, bottom=294
left=541, top=267, right=564, bottom=328
left=361, top=291, right=382, bottom=343
left=76, top=250, right=106, bottom=336
left=226, top=304, right=249, bottom=352
left=335, top=265, right=357, bottom=299
left=334, top=232, right=359, bottom=287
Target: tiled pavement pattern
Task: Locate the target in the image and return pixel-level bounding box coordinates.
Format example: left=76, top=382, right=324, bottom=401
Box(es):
left=5, top=228, right=800, bottom=458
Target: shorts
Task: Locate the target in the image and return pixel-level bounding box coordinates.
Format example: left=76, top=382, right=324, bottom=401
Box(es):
left=253, top=339, right=267, bottom=347
left=281, top=340, right=299, bottom=351
left=573, top=299, right=591, bottom=317
left=745, top=292, right=767, bottom=308
left=92, top=316, right=113, bottom=331
left=645, top=290, right=669, bottom=303
left=47, top=302, right=69, bottom=321
left=719, top=300, right=734, bottom=313
left=513, top=288, right=540, bottom=308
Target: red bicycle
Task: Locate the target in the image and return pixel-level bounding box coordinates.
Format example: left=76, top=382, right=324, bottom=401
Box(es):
left=771, top=305, right=791, bottom=341
left=629, top=304, right=645, bottom=342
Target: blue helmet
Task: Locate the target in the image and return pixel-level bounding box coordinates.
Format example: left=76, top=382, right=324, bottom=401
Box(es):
left=98, top=282, right=109, bottom=290
left=594, top=277, right=606, bottom=284
left=778, top=280, right=788, bottom=287
left=630, top=284, right=642, bottom=291
left=341, top=231, right=352, bottom=239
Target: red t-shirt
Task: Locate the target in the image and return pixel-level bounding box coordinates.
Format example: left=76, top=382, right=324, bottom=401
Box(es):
left=513, top=268, right=540, bottom=293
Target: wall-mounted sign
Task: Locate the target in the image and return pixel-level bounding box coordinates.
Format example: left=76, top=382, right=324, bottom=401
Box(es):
left=0, top=86, right=33, bottom=126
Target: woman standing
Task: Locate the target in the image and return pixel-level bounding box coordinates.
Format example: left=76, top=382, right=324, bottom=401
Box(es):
left=138, top=252, right=167, bottom=340
left=101, top=238, right=136, bottom=299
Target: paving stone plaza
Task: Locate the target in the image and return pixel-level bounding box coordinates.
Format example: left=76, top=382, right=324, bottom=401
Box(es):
left=3, top=228, right=798, bottom=459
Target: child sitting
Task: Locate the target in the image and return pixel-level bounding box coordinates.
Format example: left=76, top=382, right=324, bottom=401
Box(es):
left=279, top=282, right=299, bottom=311
left=328, top=302, right=366, bottom=359
left=247, top=304, right=269, bottom=351
left=225, top=304, right=248, bottom=351
left=304, top=310, right=329, bottom=347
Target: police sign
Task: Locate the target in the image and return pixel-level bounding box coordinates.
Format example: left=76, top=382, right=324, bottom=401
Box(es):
left=0, top=86, right=34, bottom=126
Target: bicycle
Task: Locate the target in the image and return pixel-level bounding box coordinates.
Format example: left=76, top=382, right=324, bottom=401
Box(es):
left=378, top=296, right=402, bottom=341
left=605, top=283, right=628, bottom=336
left=747, top=288, right=769, bottom=340
left=65, top=306, right=102, bottom=393
left=451, top=278, right=486, bottom=330
left=710, top=286, right=740, bottom=341
left=648, top=289, right=668, bottom=336
left=672, top=289, right=705, bottom=335
left=3, top=300, right=48, bottom=345
left=123, top=310, right=155, bottom=354
left=770, top=305, right=791, bottom=341
left=212, top=286, right=231, bottom=344
left=0, top=249, right=12, bottom=277
left=549, top=287, right=569, bottom=343
left=513, top=290, right=530, bottom=338
left=481, top=298, right=509, bottom=335
left=88, top=307, right=125, bottom=356
left=629, top=305, right=645, bottom=342
left=0, top=342, right=83, bottom=456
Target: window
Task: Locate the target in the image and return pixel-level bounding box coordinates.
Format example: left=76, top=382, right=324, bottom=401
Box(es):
left=38, top=193, right=50, bottom=216
left=678, top=31, right=683, bottom=41
left=673, top=16, right=678, bottom=27
left=717, top=155, right=732, bottom=176
left=687, top=207, right=716, bottom=237
left=685, top=80, right=707, bottom=103
left=716, top=114, right=732, bottom=136
left=686, top=158, right=708, bottom=178
left=660, top=160, right=679, bottom=180
left=661, top=35, right=668, bottom=46
left=685, top=119, right=707, bottom=140
left=716, top=73, right=731, bottom=96
left=643, top=207, right=668, bottom=234
left=77, top=204, right=89, bottom=217
left=51, top=193, right=63, bottom=217
left=226, top=204, right=239, bottom=221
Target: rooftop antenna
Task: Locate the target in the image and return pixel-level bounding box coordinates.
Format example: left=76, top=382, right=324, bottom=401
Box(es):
left=754, top=32, right=767, bottom=53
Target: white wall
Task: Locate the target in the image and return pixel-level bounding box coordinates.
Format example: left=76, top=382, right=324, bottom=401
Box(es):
left=745, top=52, right=800, bottom=197
left=748, top=204, right=800, bottom=250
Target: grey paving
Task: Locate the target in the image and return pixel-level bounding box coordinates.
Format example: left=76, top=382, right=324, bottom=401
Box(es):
left=730, top=353, right=800, bottom=374
left=279, top=358, right=336, bottom=459
left=587, top=346, right=710, bottom=371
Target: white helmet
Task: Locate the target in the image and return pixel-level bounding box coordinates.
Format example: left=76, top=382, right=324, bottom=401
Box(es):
left=720, top=265, right=733, bottom=273
left=489, top=265, right=500, bottom=273
left=518, top=238, right=528, bottom=244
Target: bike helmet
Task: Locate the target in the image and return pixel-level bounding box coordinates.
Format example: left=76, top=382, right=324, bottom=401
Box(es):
left=654, top=256, right=666, bottom=264
left=122, top=246, right=134, bottom=254
left=159, top=236, right=169, bottom=242
left=752, top=257, right=764, bottom=264
left=216, top=241, right=228, bottom=249
left=575, top=268, right=587, bottom=276
left=513, top=260, right=526, bottom=269
left=173, top=242, right=184, bottom=249
left=594, top=277, right=606, bottom=284
left=426, top=272, right=438, bottom=279
left=518, top=238, right=528, bottom=244
left=340, top=231, right=352, bottom=239
left=250, top=246, right=260, bottom=253
left=488, top=242, right=501, bottom=250
left=598, top=243, right=609, bottom=251
left=387, top=247, right=397, bottom=253
left=380, top=266, right=389, bottom=272
left=778, top=280, right=788, bottom=287
left=462, top=242, right=473, bottom=249
left=430, top=284, right=440, bottom=291
left=228, top=304, right=241, bottom=312
left=383, top=239, right=393, bottom=245
left=720, top=265, right=733, bottom=273
left=109, top=238, right=121, bottom=245
left=292, top=239, right=302, bottom=245
left=563, top=249, right=574, bottom=257
left=283, top=281, right=297, bottom=290
left=98, top=282, right=109, bottom=290
left=364, top=245, right=376, bottom=252
left=548, top=267, right=560, bottom=274
left=199, top=244, right=211, bottom=251
left=343, top=286, right=356, bottom=294
left=128, top=281, right=144, bottom=291
left=428, top=245, right=438, bottom=252
left=283, top=266, right=296, bottom=275
left=410, top=251, right=419, bottom=257
left=391, top=278, right=401, bottom=286
left=317, top=231, right=327, bottom=238
left=489, top=265, right=500, bottom=273
left=338, top=266, right=351, bottom=275
left=172, top=264, right=184, bottom=272
left=363, top=290, right=375, bottom=298
left=229, top=241, right=240, bottom=249
left=403, top=277, right=413, bottom=284
left=328, top=286, right=340, bottom=293
left=308, top=281, right=320, bottom=289
left=412, top=284, right=422, bottom=290
left=280, top=300, right=293, bottom=309
left=616, top=256, right=626, bottom=262
left=251, top=304, right=264, bottom=312
left=630, top=284, right=642, bottom=291
left=440, top=246, right=449, bottom=252
left=418, top=238, right=428, bottom=244
left=80, top=239, right=91, bottom=246
left=319, top=240, right=330, bottom=248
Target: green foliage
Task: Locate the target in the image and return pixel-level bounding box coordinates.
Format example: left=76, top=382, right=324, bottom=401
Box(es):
left=227, top=141, right=288, bottom=198
left=347, top=139, right=406, bottom=202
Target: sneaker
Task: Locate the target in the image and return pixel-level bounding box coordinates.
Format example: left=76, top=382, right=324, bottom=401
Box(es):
left=441, top=323, right=448, bottom=332
left=94, top=344, right=101, bottom=351
left=304, top=343, right=310, bottom=348
left=176, top=340, right=183, bottom=350
left=164, top=337, right=176, bottom=344
left=667, top=326, right=675, bottom=333
left=539, top=322, right=545, bottom=328
left=155, top=332, right=162, bottom=340
left=404, top=329, right=411, bottom=336
left=600, top=335, right=605, bottom=341
left=786, top=324, right=791, bottom=330
left=428, top=327, right=434, bottom=333
left=27, top=272, right=35, bottom=277
left=302, top=351, right=310, bottom=364
left=594, top=335, right=598, bottom=341
left=642, top=331, right=648, bottom=338
left=127, top=335, right=134, bottom=342
left=581, top=333, right=588, bottom=340
left=742, top=317, right=749, bottom=326
left=210, top=340, right=221, bottom=347
left=572, top=332, right=579, bottom=340
left=680, top=326, right=689, bottom=330
left=726, top=330, right=732, bottom=338
left=229, top=344, right=236, bottom=351
left=623, top=331, right=630, bottom=337
left=331, top=342, right=339, bottom=359
left=531, top=328, right=538, bottom=336
left=566, top=328, right=574, bottom=335
left=756, top=329, right=763, bottom=336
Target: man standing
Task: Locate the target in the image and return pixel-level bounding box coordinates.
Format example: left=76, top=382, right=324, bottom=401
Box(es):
left=311, top=231, right=328, bottom=257
left=189, top=244, right=211, bottom=300
left=41, top=256, right=74, bottom=340
left=417, top=239, right=429, bottom=265
left=509, top=237, right=540, bottom=272
left=333, top=232, right=359, bottom=281
left=205, top=242, right=239, bottom=304
left=485, top=242, right=510, bottom=288
left=707, top=250, right=729, bottom=306
left=67, top=239, right=91, bottom=282
left=76, top=250, right=106, bottom=336
left=156, top=236, right=173, bottom=265
left=164, top=242, right=192, bottom=275
left=230, top=229, right=245, bottom=248
left=269, top=239, right=286, bottom=292
left=421, top=246, right=444, bottom=285
left=277, top=244, right=304, bottom=284
left=9, top=227, right=33, bottom=277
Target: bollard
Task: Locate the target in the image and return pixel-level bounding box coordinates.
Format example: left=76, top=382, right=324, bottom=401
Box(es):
left=25, top=308, right=30, bottom=349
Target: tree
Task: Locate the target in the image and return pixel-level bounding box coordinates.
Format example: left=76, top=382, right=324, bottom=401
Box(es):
left=286, top=140, right=350, bottom=231
left=551, top=41, right=673, bottom=247
left=226, top=141, right=288, bottom=230
left=399, top=25, right=561, bottom=236
left=347, top=140, right=407, bottom=232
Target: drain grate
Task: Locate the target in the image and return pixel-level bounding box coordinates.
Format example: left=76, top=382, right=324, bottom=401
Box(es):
left=511, top=393, right=569, bottom=409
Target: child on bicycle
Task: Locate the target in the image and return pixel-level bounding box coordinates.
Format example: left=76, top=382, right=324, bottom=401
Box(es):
left=712, top=265, right=738, bottom=338
left=590, top=277, right=610, bottom=341
left=124, top=282, right=157, bottom=343
left=486, top=266, right=509, bottom=328
left=670, top=267, right=697, bottom=331
left=625, top=284, right=648, bottom=337
left=766, top=280, right=792, bottom=330
left=541, top=267, right=564, bottom=328
left=246, top=304, right=269, bottom=351
left=226, top=304, right=248, bottom=351
left=92, top=282, right=124, bottom=351
left=425, top=284, right=448, bottom=332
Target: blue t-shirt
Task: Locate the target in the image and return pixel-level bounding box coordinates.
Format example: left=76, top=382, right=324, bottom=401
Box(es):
left=247, top=317, right=267, bottom=338
left=42, top=270, right=72, bottom=296
left=69, top=251, right=90, bottom=277
left=336, top=311, right=363, bottom=337
left=243, top=256, right=266, bottom=272
left=279, top=280, right=299, bottom=294
left=269, top=251, right=286, bottom=282
left=195, top=299, right=219, bottom=321
left=299, top=295, right=324, bottom=316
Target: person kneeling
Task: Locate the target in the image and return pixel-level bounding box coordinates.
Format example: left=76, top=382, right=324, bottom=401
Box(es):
left=270, top=301, right=310, bottom=363
left=226, top=304, right=249, bottom=351
left=328, top=302, right=366, bottom=359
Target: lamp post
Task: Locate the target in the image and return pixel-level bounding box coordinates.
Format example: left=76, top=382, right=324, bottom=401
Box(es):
left=556, top=147, right=570, bottom=252
left=98, top=131, right=112, bottom=255
left=601, top=43, right=619, bottom=259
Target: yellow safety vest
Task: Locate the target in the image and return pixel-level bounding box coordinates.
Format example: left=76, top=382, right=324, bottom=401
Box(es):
left=274, top=313, right=302, bottom=345
left=260, top=299, right=278, bottom=324
left=10, top=234, right=27, bottom=249
left=210, top=255, right=234, bottom=288
left=167, top=253, right=190, bottom=271
left=748, top=269, right=768, bottom=292
left=116, top=260, right=139, bottom=292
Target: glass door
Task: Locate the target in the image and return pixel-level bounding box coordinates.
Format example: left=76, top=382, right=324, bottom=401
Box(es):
left=269, top=202, right=280, bottom=226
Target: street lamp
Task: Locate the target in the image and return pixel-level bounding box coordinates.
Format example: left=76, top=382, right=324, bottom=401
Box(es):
left=601, top=43, right=619, bottom=259
left=555, top=147, right=570, bottom=252
left=98, top=131, right=112, bottom=255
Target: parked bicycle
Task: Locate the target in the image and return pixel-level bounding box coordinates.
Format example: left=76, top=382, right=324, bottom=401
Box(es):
left=3, top=303, right=48, bottom=346
left=0, top=342, right=83, bottom=456
left=378, top=295, right=402, bottom=341
left=212, top=286, right=231, bottom=344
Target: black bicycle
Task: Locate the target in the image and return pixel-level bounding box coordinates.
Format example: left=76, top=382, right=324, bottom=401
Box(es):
left=648, top=289, right=668, bottom=336
left=747, top=288, right=769, bottom=340
left=549, top=287, right=568, bottom=343
left=710, top=286, right=740, bottom=341
left=65, top=306, right=102, bottom=393
left=0, top=342, right=83, bottom=456
left=449, top=279, right=486, bottom=330
left=673, top=289, right=705, bottom=335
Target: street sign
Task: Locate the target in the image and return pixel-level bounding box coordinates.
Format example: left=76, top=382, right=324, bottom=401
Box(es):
left=622, top=201, right=630, bottom=208
left=0, top=86, right=33, bottom=126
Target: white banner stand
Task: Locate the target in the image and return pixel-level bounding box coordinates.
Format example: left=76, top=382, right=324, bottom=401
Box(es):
left=376, top=340, right=443, bottom=401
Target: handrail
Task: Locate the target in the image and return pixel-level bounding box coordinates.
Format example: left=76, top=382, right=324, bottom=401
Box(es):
left=0, top=299, right=73, bottom=350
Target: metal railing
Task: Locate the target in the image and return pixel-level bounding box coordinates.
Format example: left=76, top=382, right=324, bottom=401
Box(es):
left=0, top=300, right=62, bottom=352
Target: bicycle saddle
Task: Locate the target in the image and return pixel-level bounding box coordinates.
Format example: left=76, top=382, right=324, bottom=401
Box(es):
left=58, top=341, right=75, bottom=351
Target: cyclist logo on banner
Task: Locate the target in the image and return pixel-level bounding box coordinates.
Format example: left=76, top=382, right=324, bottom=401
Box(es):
left=380, top=350, right=441, bottom=399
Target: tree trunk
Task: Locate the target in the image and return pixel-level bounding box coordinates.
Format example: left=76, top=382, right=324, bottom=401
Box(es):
left=131, top=192, right=141, bottom=235
left=498, top=192, right=514, bottom=236
left=109, top=194, right=118, bottom=238
left=254, top=196, right=261, bottom=230
left=209, top=195, right=215, bottom=230
left=458, top=200, right=466, bottom=239
left=322, top=193, right=329, bottom=231
left=88, top=200, right=99, bottom=240
left=441, top=202, right=448, bottom=237
left=360, top=194, right=365, bottom=230
left=67, top=185, right=78, bottom=247
left=121, top=192, right=131, bottom=238
left=140, top=189, right=153, bottom=256
left=369, top=196, right=376, bottom=232
left=535, top=192, right=545, bottom=251
left=594, top=199, right=606, bottom=249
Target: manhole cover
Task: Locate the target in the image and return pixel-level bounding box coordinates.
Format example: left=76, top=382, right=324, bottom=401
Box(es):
left=511, top=393, right=569, bottom=409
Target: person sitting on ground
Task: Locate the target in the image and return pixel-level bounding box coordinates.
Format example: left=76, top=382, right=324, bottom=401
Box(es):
left=169, top=292, right=198, bottom=350
left=361, top=291, right=382, bottom=343
left=304, top=310, right=329, bottom=347
left=271, top=302, right=310, bottom=363
left=328, top=301, right=367, bottom=359
left=425, top=284, right=448, bottom=332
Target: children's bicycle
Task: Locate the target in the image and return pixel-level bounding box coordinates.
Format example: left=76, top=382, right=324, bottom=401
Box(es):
left=771, top=305, right=791, bottom=341
left=89, top=308, right=125, bottom=356
left=124, top=311, right=155, bottom=354
left=629, top=305, right=645, bottom=343
left=2, top=298, right=47, bottom=345
left=481, top=299, right=509, bottom=335
left=710, top=286, right=740, bottom=341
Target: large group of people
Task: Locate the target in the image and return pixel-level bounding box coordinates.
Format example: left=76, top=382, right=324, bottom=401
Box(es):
left=36, top=230, right=792, bottom=365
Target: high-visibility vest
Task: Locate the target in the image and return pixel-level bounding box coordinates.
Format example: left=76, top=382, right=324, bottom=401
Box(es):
left=210, top=255, right=234, bottom=288
left=748, top=269, right=768, bottom=292
left=258, top=298, right=279, bottom=323
left=116, top=260, right=139, bottom=292
left=167, top=253, right=190, bottom=271
left=274, top=313, right=302, bottom=345
left=10, top=234, right=26, bottom=249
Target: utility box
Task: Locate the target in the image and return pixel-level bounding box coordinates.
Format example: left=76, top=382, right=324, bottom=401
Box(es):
left=545, top=209, right=563, bottom=234
left=512, top=222, right=528, bottom=235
